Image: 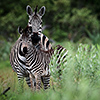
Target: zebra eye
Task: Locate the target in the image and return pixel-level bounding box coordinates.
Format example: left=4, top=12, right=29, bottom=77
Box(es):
left=28, top=39, right=32, bottom=42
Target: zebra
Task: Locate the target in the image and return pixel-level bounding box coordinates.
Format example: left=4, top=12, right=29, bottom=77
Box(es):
left=10, top=25, right=68, bottom=91
left=26, top=5, right=50, bottom=51
left=25, top=5, right=53, bottom=90
left=25, top=5, right=68, bottom=87
left=26, top=5, right=45, bottom=33
left=15, top=26, right=68, bottom=90
left=10, top=26, right=33, bottom=89
left=10, top=25, right=53, bottom=90
left=26, top=5, right=68, bottom=66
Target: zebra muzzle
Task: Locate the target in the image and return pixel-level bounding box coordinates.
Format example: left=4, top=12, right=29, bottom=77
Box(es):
left=23, top=47, right=27, bottom=54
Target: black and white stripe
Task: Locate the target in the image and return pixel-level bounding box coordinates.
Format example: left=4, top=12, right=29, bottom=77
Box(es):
left=25, top=31, right=52, bottom=90
left=25, top=45, right=51, bottom=90
left=10, top=26, right=33, bottom=88
left=25, top=29, right=68, bottom=90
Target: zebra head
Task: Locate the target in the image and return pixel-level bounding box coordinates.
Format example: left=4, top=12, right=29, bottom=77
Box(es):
left=26, top=5, right=45, bottom=33
left=18, top=26, right=41, bottom=54
left=18, top=26, right=33, bottom=54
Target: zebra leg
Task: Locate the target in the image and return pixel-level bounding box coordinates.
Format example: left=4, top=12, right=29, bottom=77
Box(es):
left=25, top=76, right=31, bottom=88
left=41, top=76, right=50, bottom=90
left=29, top=74, right=36, bottom=91
left=34, top=73, right=41, bottom=91
left=17, top=72, right=24, bottom=92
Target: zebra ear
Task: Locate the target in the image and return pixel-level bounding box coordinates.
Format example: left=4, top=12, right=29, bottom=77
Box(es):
left=18, top=26, right=23, bottom=34
left=38, top=6, right=46, bottom=17
left=26, top=5, right=33, bottom=16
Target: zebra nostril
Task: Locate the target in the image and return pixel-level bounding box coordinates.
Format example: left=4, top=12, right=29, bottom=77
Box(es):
left=23, top=47, right=27, bottom=54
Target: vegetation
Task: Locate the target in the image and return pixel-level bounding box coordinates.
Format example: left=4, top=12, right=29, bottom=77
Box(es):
left=0, top=0, right=100, bottom=42
left=0, top=43, right=100, bottom=100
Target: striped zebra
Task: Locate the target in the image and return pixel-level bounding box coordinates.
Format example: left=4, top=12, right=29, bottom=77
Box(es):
left=26, top=5, right=68, bottom=65
left=26, top=5, right=45, bottom=33
left=10, top=25, right=53, bottom=90
left=10, top=25, right=67, bottom=90
left=26, top=5, right=51, bottom=90
left=25, top=5, right=68, bottom=88
left=14, top=26, right=67, bottom=90
left=10, top=26, right=33, bottom=88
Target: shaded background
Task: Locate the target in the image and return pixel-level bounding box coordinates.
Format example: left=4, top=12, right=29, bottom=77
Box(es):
left=0, top=0, right=100, bottom=60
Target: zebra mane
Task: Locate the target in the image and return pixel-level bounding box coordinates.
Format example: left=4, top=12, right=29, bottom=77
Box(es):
left=22, top=26, right=28, bottom=33
left=19, top=26, right=32, bottom=37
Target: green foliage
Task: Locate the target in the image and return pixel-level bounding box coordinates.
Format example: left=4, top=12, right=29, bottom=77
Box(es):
left=0, top=60, right=10, bottom=69
left=0, top=40, right=13, bottom=69
left=74, top=44, right=100, bottom=84
left=57, top=7, right=100, bottom=42
left=49, top=43, right=100, bottom=100
left=1, top=0, right=100, bottom=43
left=1, top=43, right=100, bottom=100
left=0, top=41, right=12, bottom=61
left=51, top=43, right=100, bottom=85
left=86, top=30, right=100, bottom=45
left=52, top=28, right=68, bottom=41
left=0, top=3, right=28, bottom=41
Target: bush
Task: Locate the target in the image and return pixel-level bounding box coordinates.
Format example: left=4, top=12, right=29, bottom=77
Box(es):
left=0, top=41, right=12, bottom=61
left=56, top=8, right=100, bottom=42
left=49, top=43, right=100, bottom=99
left=1, top=0, right=100, bottom=43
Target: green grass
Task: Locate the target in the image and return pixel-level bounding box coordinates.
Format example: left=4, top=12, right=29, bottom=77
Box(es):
left=1, top=42, right=100, bottom=100
left=0, top=60, right=11, bottom=69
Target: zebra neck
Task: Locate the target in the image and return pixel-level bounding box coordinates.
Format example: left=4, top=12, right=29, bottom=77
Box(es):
left=38, top=25, right=42, bottom=33
left=27, top=23, right=43, bottom=33
left=18, top=52, right=26, bottom=63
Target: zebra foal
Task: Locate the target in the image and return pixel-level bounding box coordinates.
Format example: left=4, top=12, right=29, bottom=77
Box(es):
left=10, top=26, right=52, bottom=90
left=10, top=26, right=33, bottom=89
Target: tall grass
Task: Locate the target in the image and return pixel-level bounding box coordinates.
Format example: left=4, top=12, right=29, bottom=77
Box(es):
left=50, top=43, right=100, bottom=100
left=0, top=43, right=100, bottom=100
